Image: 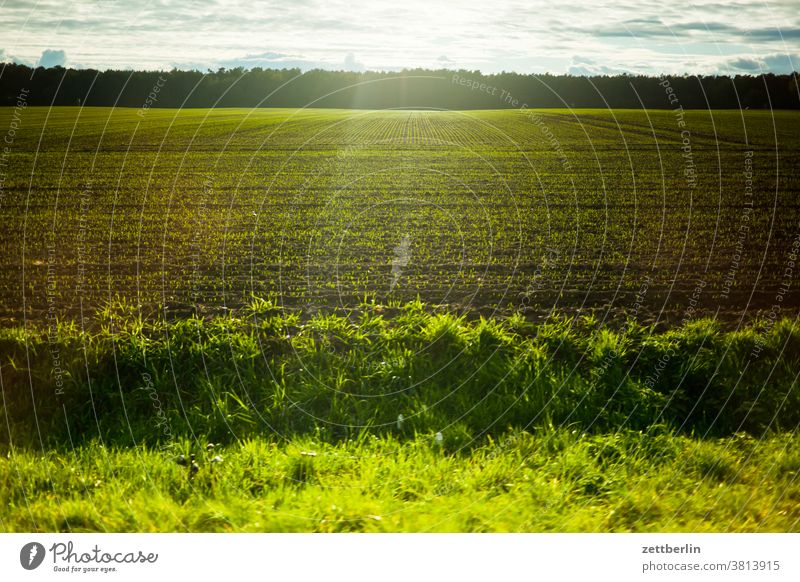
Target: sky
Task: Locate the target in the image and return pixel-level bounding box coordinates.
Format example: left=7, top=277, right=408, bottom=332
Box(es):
left=0, top=0, right=798, bottom=75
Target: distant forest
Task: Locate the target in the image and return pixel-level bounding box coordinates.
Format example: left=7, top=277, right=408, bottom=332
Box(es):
left=1, top=63, right=798, bottom=109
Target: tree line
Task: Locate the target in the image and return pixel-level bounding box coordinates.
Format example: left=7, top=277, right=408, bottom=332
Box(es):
left=1, top=63, right=798, bottom=109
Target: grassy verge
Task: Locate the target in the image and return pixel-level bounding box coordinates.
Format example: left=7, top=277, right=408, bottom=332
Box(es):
left=1, top=300, right=798, bottom=532
left=2, top=432, right=798, bottom=532
left=2, top=299, right=798, bottom=448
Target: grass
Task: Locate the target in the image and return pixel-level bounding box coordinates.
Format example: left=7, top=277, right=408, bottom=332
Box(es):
left=1, top=106, right=798, bottom=532
left=2, top=431, right=798, bottom=532
left=2, top=299, right=798, bottom=449
left=1, top=300, right=798, bottom=532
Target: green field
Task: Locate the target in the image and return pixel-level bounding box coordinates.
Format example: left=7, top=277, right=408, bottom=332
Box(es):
left=2, top=107, right=799, bottom=322
left=0, top=107, right=798, bottom=532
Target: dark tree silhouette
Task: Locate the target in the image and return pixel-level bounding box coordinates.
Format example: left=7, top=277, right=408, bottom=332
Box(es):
left=1, top=63, right=798, bottom=110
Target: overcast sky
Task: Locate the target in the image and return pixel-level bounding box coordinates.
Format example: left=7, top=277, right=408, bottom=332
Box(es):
left=1, top=0, right=798, bottom=74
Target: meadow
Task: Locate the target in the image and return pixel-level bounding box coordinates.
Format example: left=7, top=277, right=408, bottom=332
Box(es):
left=0, top=107, right=798, bottom=532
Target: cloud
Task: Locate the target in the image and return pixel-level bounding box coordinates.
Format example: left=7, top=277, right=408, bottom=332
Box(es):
left=435, top=55, right=459, bottom=70
left=217, top=51, right=320, bottom=71
left=2, top=1, right=799, bottom=75
left=727, top=57, right=763, bottom=72
left=561, top=18, right=800, bottom=46
left=567, top=56, right=628, bottom=76
left=37, top=49, right=67, bottom=68
left=723, top=52, right=800, bottom=74
left=0, top=47, right=32, bottom=66
left=744, top=28, right=800, bottom=41
left=342, top=53, right=364, bottom=72
left=188, top=50, right=404, bottom=74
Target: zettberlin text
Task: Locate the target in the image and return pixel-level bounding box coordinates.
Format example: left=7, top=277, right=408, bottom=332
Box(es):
left=642, top=544, right=701, bottom=554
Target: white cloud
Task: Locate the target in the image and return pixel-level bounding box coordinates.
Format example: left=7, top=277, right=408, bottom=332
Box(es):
left=567, top=56, right=630, bottom=76
left=217, top=51, right=320, bottom=70
left=719, top=52, right=800, bottom=74
left=0, top=0, right=797, bottom=74
left=343, top=53, right=364, bottom=71
left=37, top=49, right=67, bottom=68
left=0, top=47, right=32, bottom=66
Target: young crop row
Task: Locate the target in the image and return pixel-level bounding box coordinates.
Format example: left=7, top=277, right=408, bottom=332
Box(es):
left=0, top=108, right=797, bottom=325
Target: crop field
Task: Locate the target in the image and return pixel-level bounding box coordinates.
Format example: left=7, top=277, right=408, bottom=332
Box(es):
left=0, top=107, right=799, bottom=532
left=2, top=107, right=799, bottom=323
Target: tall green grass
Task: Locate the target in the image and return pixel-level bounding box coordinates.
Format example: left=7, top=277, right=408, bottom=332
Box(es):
left=2, top=431, right=798, bottom=532
left=2, top=299, right=797, bottom=450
